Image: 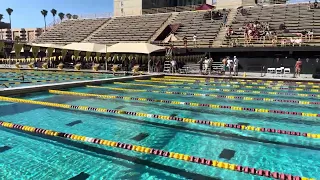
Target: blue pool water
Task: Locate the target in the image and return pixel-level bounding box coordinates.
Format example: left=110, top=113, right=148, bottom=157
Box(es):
left=0, top=76, right=319, bottom=180
left=0, top=70, right=117, bottom=88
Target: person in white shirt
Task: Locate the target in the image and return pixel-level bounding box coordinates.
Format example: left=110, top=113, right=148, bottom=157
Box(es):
left=193, top=34, right=197, bottom=47
left=204, top=58, right=209, bottom=74
left=171, top=59, right=177, bottom=73
left=233, top=56, right=239, bottom=76
left=227, top=57, right=233, bottom=75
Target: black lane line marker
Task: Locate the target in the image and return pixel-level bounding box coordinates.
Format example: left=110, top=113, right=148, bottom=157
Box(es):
left=66, top=120, right=83, bottom=127
left=69, top=172, right=90, bottom=180
left=0, top=146, right=12, bottom=153
left=132, top=133, right=149, bottom=141
left=219, top=149, right=236, bottom=160
left=238, top=122, right=250, bottom=126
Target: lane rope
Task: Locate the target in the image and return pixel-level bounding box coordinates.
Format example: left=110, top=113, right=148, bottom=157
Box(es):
left=158, top=77, right=320, bottom=88
left=126, top=81, right=320, bottom=99
left=113, top=82, right=320, bottom=105
left=163, top=76, right=320, bottom=85
left=0, top=120, right=313, bottom=180
left=87, top=85, right=320, bottom=118
left=143, top=79, right=320, bottom=92
left=1, top=95, right=319, bottom=140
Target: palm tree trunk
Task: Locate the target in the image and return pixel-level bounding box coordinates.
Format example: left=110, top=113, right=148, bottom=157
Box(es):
left=44, top=17, right=47, bottom=31
left=9, top=16, right=12, bottom=40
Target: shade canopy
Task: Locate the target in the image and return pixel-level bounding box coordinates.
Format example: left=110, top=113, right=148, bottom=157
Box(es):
left=30, top=43, right=64, bottom=49
left=107, top=42, right=165, bottom=54
left=162, top=34, right=181, bottom=43
left=63, top=43, right=106, bottom=53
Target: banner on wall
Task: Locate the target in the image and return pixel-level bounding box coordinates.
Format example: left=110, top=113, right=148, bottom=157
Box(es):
left=47, top=47, right=54, bottom=58
left=14, top=43, right=23, bottom=58
left=85, top=51, right=91, bottom=61
left=0, top=41, right=4, bottom=52
left=32, top=46, right=40, bottom=59
left=95, top=52, right=101, bottom=61
left=74, top=50, right=80, bottom=60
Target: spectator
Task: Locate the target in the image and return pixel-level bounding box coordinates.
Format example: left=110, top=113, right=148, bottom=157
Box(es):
left=170, top=59, right=177, bottom=73
left=295, top=58, right=302, bottom=77
left=222, top=13, right=227, bottom=25
left=227, top=57, right=234, bottom=75
left=279, top=23, right=286, bottom=31
left=198, top=58, right=204, bottom=74
left=315, top=0, right=318, bottom=9
left=183, top=36, right=187, bottom=48
left=233, top=56, right=239, bottom=76
left=301, top=29, right=308, bottom=40
left=308, top=1, right=312, bottom=10
left=193, top=34, right=197, bottom=47
left=308, top=29, right=314, bottom=41
left=222, top=57, right=227, bottom=73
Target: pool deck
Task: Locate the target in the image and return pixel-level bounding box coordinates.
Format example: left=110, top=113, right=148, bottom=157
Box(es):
left=0, top=74, right=162, bottom=96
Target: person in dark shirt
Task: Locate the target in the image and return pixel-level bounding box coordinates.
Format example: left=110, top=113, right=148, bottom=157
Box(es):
left=301, top=29, right=308, bottom=39
left=183, top=36, right=187, bottom=48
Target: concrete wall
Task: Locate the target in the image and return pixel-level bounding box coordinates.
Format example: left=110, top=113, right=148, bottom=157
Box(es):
left=216, top=0, right=242, bottom=9
left=114, top=0, right=142, bottom=16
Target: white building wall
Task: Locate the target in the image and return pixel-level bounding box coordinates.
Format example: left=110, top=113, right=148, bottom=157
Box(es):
left=114, top=0, right=142, bottom=16
left=216, top=0, right=243, bottom=9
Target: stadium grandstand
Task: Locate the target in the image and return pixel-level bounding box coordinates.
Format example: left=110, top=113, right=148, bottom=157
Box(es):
left=3, top=0, right=320, bottom=75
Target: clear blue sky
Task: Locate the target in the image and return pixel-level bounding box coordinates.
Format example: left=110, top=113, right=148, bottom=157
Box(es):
left=0, top=0, right=113, bottom=28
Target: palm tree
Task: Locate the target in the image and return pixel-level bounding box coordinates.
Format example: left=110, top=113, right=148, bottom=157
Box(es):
left=0, top=14, right=3, bottom=40
left=50, top=9, right=57, bottom=25
left=72, top=15, right=78, bottom=19
left=58, top=12, right=65, bottom=22
left=66, top=13, right=72, bottom=20
left=41, top=9, right=48, bottom=31
left=6, top=8, right=13, bottom=40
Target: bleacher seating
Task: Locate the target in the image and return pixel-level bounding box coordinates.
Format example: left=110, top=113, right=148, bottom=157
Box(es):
left=33, top=3, right=320, bottom=48
left=223, top=3, right=320, bottom=47
left=165, top=10, right=229, bottom=47
left=35, top=18, right=109, bottom=44
left=86, top=13, right=171, bottom=45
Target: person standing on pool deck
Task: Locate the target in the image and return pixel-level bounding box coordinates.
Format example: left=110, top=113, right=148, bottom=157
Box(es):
left=295, top=58, right=302, bottom=77
left=222, top=57, right=227, bottom=74
left=227, top=57, right=234, bottom=76
left=198, top=57, right=204, bottom=74
left=233, top=56, right=239, bottom=76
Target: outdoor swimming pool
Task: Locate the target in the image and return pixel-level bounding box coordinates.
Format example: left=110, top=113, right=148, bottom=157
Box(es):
left=0, top=76, right=319, bottom=180
left=0, top=70, right=117, bottom=88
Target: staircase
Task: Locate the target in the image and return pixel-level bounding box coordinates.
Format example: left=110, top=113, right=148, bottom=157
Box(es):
left=82, top=18, right=114, bottom=42
left=148, top=12, right=178, bottom=42
left=163, top=61, right=171, bottom=73
left=212, top=8, right=238, bottom=47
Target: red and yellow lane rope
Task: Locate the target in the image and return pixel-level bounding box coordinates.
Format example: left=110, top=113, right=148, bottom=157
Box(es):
left=138, top=79, right=320, bottom=92
left=86, top=86, right=320, bottom=118
left=0, top=120, right=313, bottom=180
left=0, top=95, right=319, bottom=139
left=114, top=82, right=320, bottom=98
left=112, top=82, right=320, bottom=105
